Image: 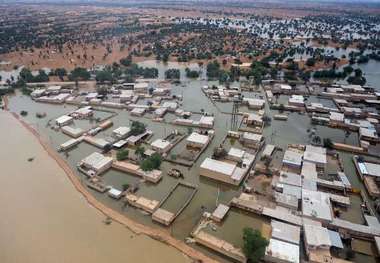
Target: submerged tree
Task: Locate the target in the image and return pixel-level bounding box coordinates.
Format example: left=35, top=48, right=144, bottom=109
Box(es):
left=116, top=149, right=129, bottom=161
left=242, top=227, right=269, bottom=263
left=130, top=121, right=146, bottom=136
left=323, top=138, right=334, bottom=149
left=140, top=153, right=162, bottom=171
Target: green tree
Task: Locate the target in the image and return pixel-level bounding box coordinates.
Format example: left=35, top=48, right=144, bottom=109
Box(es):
left=55, top=68, right=67, bottom=81
left=140, top=153, right=162, bottom=171
left=120, top=55, right=132, bottom=67
left=185, top=68, right=200, bottom=78
left=206, top=60, right=221, bottom=79
left=130, top=121, right=146, bottom=136
left=165, top=69, right=180, bottom=80
left=116, top=149, right=129, bottom=161
left=19, top=68, right=34, bottom=82
left=305, top=57, right=316, bottom=67
left=68, top=67, right=90, bottom=81
left=323, top=138, right=334, bottom=149
left=343, top=65, right=353, bottom=75
left=122, top=183, right=130, bottom=191
left=141, top=158, right=153, bottom=171
left=249, top=61, right=267, bottom=85
left=33, top=70, right=49, bottom=82
left=96, top=70, right=113, bottom=83
left=218, top=70, right=230, bottom=83
left=135, top=146, right=145, bottom=159
left=242, top=228, right=269, bottom=263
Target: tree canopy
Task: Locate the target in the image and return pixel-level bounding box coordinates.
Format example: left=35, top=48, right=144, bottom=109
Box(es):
left=68, top=67, right=91, bottom=81
left=242, top=227, right=269, bottom=263
left=140, top=153, right=162, bottom=171
left=130, top=121, right=146, bottom=136
left=116, top=149, right=129, bottom=161
left=165, top=68, right=180, bottom=79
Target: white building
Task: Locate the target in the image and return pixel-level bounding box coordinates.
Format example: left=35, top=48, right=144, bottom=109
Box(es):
left=246, top=113, right=263, bottom=126
left=55, top=115, right=73, bottom=126
left=154, top=107, right=167, bottom=118
left=153, top=88, right=169, bottom=96
left=31, top=89, right=46, bottom=98
left=301, top=161, right=318, bottom=181
left=85, top=92, right=98, bottom=101
left=288, top=95, right=304, bottom=107
left=279, top=171, right=302, bottom=187
left=271, top=220, right=300, bottom=245
left=303, top=145, right=327, bottom=169
left=134, top=82, right=149, bottom=93
left=71, top=106, right=93, bottom=118
left=61, top=126, right=84, bottom=138
left=211, top=204, right=230, bottom=222
left=186, top=132, right=209, bottom=148
left=46, top=85, right=62, bottom=94
left=113, top=126, right=131, bottom=139
left=80, top=152, right=113, bottom=175
left=227, top=148, right=246, bottom=162
left=243, top=98, right=265, bottom=109
left=119, top=90, right=134, bottom=103
left=304, top=224, right=332, bottom=251
left=151, top=139, right=171, bottom=154
left=240, top=132, right=263, bottom=148
left=279, top=84, right=292, bottom=92
left=131, top=107, right=146, bottom=116
left=329, top=112, right=344, bottom=124
left=302, top=189, right=333, bottom=222
left=108, top=187, right=123, bottom=199
left=283, top=149, right=303, bottom=168
left=359, top=127, right=379, bottom=142
left=265, top=239, right=300, bottom=263
left=262, top=144, right=276, bottom=158
left=200, top=158, right=246, bottom=185
left=199, top=116, right=214, bottom=128
left=162, top=101, right=178, bottom=111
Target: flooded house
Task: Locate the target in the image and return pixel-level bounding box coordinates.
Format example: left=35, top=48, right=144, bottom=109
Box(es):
left=55, top=115, right=73, bottom=126
left=151, top=139, right=172, bottom=154
left=61, top=126, right=84, bottom=138
left=186, top=132, right=210, bottom=148
left=200, top=157, right=250, bottom=186
left=112, top=126, right=131, bottom=140
left=78, top=152, right=113, bottom=176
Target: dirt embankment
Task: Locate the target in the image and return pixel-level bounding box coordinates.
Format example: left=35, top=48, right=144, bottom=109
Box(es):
left=5, top=103, right=217, bottom=263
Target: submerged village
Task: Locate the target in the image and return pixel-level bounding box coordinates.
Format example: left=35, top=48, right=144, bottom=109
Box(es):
left=1, top=1, right=380, bottom=263
left=2, top=62, right=380, bottom=263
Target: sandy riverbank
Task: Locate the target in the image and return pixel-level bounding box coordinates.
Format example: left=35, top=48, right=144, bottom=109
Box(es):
left=0, top=107, right=217, bottom=263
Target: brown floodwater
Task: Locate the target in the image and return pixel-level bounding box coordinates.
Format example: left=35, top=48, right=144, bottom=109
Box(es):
left=0, top=111, right=190, bottom=263
left=3, top=59, right=379, bottom=263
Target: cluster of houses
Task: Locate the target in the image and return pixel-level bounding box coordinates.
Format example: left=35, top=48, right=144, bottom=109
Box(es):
left=263, top=82, right=380, bottom=156
left=27, top=77, right=380, bottom=263
left=192, top=139, right=380, bottom=263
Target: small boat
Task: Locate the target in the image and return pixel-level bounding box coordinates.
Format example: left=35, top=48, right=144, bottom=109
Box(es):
left=103, top=217, right=112, bottom=225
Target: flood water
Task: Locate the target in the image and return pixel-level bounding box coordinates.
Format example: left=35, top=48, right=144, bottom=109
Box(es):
left=3, top=59, right=380, bottom=262
left=0, top=111, right=190, bottom=263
